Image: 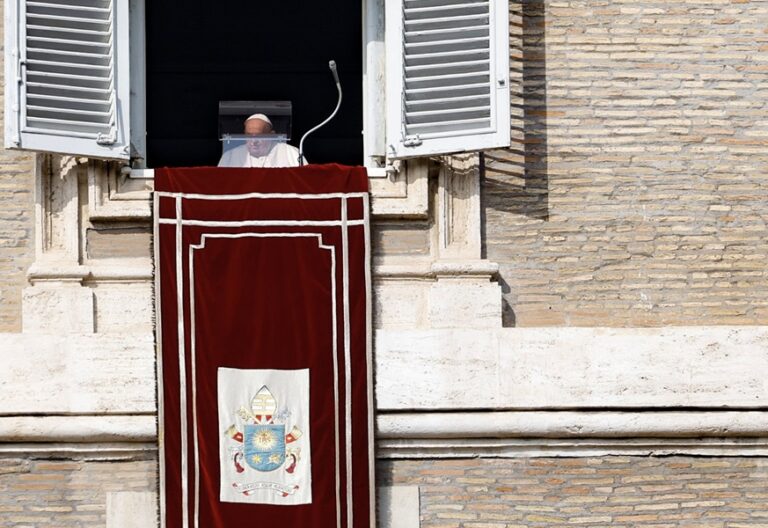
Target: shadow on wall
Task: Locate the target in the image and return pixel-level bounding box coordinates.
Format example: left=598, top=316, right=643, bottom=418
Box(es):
left=481, top=0, right=548, bottom=326
left=482, top=0, right=549, bottom=220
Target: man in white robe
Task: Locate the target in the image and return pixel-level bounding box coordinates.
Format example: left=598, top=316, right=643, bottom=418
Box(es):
left=217, top=113, right=306, bottom=167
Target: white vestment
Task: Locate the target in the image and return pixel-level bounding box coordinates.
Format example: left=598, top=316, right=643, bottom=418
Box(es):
left=217, top=142, right=306, bottom=168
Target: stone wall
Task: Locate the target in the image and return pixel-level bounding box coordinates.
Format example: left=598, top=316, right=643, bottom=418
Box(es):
left=0, top=0, right=35, bottom=331
left=3, top=455, right=766, bottom=527
left=0, top=456, right=156, bottom=527
left=381, top=456, right=768, bottom=527
left=0, top=152, right=33, bottom=333
left=484, top=0, right=768, bottom=327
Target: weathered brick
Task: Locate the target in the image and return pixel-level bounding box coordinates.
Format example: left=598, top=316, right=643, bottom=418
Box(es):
left=0, top=457, right=156, bottom=528
left=484, top=0, right=768, bottom=327
left=379, top=457, right=768, bottom=528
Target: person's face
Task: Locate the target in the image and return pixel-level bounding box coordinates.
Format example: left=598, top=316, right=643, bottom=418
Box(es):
left=244, top=118, right=273, bottom=156
left=244, top=119, right=271, bottom=136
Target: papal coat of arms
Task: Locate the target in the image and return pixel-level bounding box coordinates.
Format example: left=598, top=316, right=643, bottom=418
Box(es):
left=223, top=385, right=304, bottom=497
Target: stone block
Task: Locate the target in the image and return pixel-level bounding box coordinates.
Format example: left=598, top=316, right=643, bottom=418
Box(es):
left=428, top=280, right=502, bottom=329
left=22, top=284, right=94, bottom=334
left=106, top=492, right=157, bottom=528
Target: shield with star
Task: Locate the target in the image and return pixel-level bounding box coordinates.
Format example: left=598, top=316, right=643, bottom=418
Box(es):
left=243, top=424, right=286, bottom=472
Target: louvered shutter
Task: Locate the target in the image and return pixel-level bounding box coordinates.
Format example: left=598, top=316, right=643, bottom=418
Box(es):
left=4, top=0, right=131, bottom=159
left=385, top=0, right=509, bottom=159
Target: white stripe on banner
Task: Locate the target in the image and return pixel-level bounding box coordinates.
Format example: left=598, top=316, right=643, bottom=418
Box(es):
left=187, top=232, right=341, bottom=527
left=156, top=191, right=368, bottom=200
left=175, top=196, right=189, bottom=528
left=187, top=242, right=200, bottom=528
left=341, top=197, right=353, bottom=528
left=158, top=219, right=365, bottom=227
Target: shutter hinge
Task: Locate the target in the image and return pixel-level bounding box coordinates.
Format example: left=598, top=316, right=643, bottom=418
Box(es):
left=403, top=134, right=422, bottom=147
left=16, top=56, right=25, bottom=82
left=96, top=129, right=117, bottom=145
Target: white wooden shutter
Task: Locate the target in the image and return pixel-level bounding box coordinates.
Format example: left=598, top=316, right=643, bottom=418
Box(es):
left=385, top=0, right=509, bottom=159
left=4, top=0, right=131, bottom=159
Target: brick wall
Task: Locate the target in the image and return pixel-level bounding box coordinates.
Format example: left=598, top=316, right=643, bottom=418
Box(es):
left=484, top=0, right=768, bottom=327
left=0, top=457, right=157, bottom=527
left=0, top=153, right=34, bottom=333
left=381, top=456, right=768, bottom=527
left=3, top=455, right=765, bottom=527
left=0, top=0, right=35, bottom=333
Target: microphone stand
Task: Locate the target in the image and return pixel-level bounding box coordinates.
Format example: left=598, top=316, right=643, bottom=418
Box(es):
left=298, top=60, right=342, bottom=166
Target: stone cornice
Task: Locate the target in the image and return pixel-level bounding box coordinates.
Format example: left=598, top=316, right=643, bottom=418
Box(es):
left=2, top=411, right=767, bottom=459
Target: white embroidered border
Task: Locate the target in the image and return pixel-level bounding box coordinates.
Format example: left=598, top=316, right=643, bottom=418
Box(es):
left=155, top=191, right=368, bottom=200
left=155, top=191, right=372, bottom=528
left=341, top=198, right=353, bottom=528
left=175, top=197, right=189, bottom=528
left=158, top=219, right=365, bottom=227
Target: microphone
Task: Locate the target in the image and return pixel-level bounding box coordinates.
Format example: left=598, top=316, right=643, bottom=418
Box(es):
left=329, top=60, right=340, bottom=87
left=298, top=60, right=343, bottom=166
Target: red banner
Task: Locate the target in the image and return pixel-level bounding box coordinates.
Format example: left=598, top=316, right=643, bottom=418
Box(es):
left=154, top=165, right=373, bottom=528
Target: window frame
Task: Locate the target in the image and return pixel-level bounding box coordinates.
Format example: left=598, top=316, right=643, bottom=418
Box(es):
left=5, top=0, right=509, bottom=166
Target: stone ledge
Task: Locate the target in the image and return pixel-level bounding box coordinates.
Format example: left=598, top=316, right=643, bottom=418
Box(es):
left=2, top=326, right=766, bottom=417
left=0, top=333, right=155, bottom=415
left=0, top=416, right=155, bottom=443
left=375, top=326, right=768, bottom=410
left=2, top=412, right=767, bottom=459
left=378, top=411, right=768, bottom=439
left=2, top=410, right=767, bottom=442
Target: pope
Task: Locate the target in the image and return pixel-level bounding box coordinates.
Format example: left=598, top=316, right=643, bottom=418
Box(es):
left=218, top=113, right=306, bottom=168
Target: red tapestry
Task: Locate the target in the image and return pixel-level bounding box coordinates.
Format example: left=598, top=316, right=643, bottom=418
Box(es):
left=154, top=165, right=374, bottom=528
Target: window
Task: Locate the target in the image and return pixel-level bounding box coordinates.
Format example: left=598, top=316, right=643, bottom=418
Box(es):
left=5, top=0, right=510, bottom=165
left=144, top=0, right=363, bottom=167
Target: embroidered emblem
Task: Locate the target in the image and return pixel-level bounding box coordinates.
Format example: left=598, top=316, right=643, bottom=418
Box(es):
left=224, top=386, right=303, bottom=497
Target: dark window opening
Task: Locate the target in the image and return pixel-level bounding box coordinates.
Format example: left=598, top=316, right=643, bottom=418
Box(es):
left=145, top=1, right=363, bottom=168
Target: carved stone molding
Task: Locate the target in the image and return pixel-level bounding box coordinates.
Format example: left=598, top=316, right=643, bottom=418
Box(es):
left=369, top=159, right=429, bottom=218
left=3, top=413, right=766, bottom=459
left=34, top=154, right=84, bottom=268
left=428, top=154, right=502, bottom=327
left=24, top=155, right=95, bottom=332
left=377, top=410, right=768, bottom=458
left=88, top=161, right=152, bottom=220
left=437, top=154, right=482, bottom=260
left=377, top=437, right=768, bottom=458
left=26, top=152, right=499, bottom=332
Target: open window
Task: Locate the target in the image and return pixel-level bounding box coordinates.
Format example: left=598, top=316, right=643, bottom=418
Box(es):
left=143, top=0, right=363, bottom=167
left=4, top=0, right=510, bottom=165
